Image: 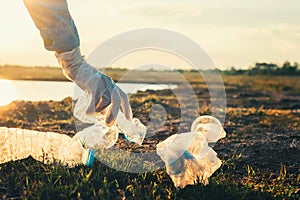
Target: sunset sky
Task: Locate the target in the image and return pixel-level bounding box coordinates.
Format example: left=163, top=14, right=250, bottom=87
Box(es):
left=0, top=0, right=299, bottom=69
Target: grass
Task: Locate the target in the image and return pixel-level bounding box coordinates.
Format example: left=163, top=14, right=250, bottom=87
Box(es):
left=0, top=65, right=67, bottom=81
left=221, top=75, right=300, bottom=94
left=0, top=152, right=298, bottom=200
left=1, top=70, right=300, bottom=199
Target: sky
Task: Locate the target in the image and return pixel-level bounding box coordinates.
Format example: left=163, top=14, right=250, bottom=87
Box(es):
left=0, top=0, right=299, bottom=70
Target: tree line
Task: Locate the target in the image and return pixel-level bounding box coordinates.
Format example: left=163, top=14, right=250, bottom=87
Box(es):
left=223, top=61, right=300, bottom=76
left=1, top=61, right=300, bottom=76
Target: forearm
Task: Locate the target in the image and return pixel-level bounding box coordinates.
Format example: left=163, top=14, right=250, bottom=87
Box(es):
left=23, top=0, right=79, bottom=52
left=55, top=48, right=115, bottom=95
left=24, top=0, right=132, bottom=124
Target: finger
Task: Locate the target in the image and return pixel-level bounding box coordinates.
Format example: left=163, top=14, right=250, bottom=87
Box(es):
left=119, top=89, right=133, bottom=120
left=95, top=96, right=111, bottom=112
left=86, top=89, right=110, bottom=114
left=94, top=81, right=114, bottom=113
left=106, top=101, right=120, bottom=126
left=100, top=107, right=107, bottom=115
left=105, top=89, right=121, bottom=126
left=86, top=94, right=96, bottom=115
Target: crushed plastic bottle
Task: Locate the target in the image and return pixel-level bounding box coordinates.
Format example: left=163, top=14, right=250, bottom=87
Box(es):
left=76, top=123, right=119, bottom=149
left=115, top=111, right=147, bottom=145
left=156, top=115, right=226, bottom=188
left=191, top=115, right=226, bottom=143
left=73, top=89, right=147, bottom=148
left=0, top=127, right=93, bottom=167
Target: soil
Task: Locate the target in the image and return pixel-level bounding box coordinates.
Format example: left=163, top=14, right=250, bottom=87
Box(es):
left=0, top=82, right=299, bottom=186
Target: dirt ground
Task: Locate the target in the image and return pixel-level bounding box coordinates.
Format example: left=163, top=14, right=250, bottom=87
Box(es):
left=0, top=81, right=299, bottom=187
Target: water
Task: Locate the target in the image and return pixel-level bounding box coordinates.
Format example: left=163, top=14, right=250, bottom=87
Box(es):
left=0, top=79, right=176, bottom=106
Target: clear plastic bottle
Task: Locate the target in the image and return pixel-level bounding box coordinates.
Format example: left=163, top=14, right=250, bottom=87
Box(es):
left=115, top=110, right=147, bottom=145
left=191, top=115, right=226, bottom=143
left=0, top=127, right=91, bottom=167
left=156, top=116, right=226, bottom=188
left=73, top=89, right=147, bottom=149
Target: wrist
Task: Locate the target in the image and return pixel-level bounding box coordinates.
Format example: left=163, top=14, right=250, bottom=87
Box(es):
left=55, top=48, right=83, bottom=80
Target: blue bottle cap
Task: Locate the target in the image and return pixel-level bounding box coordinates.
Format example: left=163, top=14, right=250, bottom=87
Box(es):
left=85, top=149, right=96, bottom=167
left=184, top=150, right=194, bottom=160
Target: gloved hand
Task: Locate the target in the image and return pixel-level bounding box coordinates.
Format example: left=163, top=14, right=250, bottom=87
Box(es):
left=23, top=0, right=79, bottom=52
left=56, top=48, right=133, bottom=126
left=24, top=0, right=132, bottom=125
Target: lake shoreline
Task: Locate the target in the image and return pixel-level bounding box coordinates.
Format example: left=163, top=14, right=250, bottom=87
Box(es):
left=0, top=80, right=178, bottom=106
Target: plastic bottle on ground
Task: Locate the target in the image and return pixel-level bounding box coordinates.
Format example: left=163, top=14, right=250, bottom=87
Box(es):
left=156, top=116, right=226, bottom=188
left=0, top=127, right=94, bottom=167
left=191, top=115, right=226, bottom=143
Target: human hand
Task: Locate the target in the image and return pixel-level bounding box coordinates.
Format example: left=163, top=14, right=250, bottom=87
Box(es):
left=56, top=48, right=132, bottom=126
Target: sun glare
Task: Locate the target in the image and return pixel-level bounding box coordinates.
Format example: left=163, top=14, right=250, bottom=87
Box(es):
left=0, top=79, right=17, bottom=106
